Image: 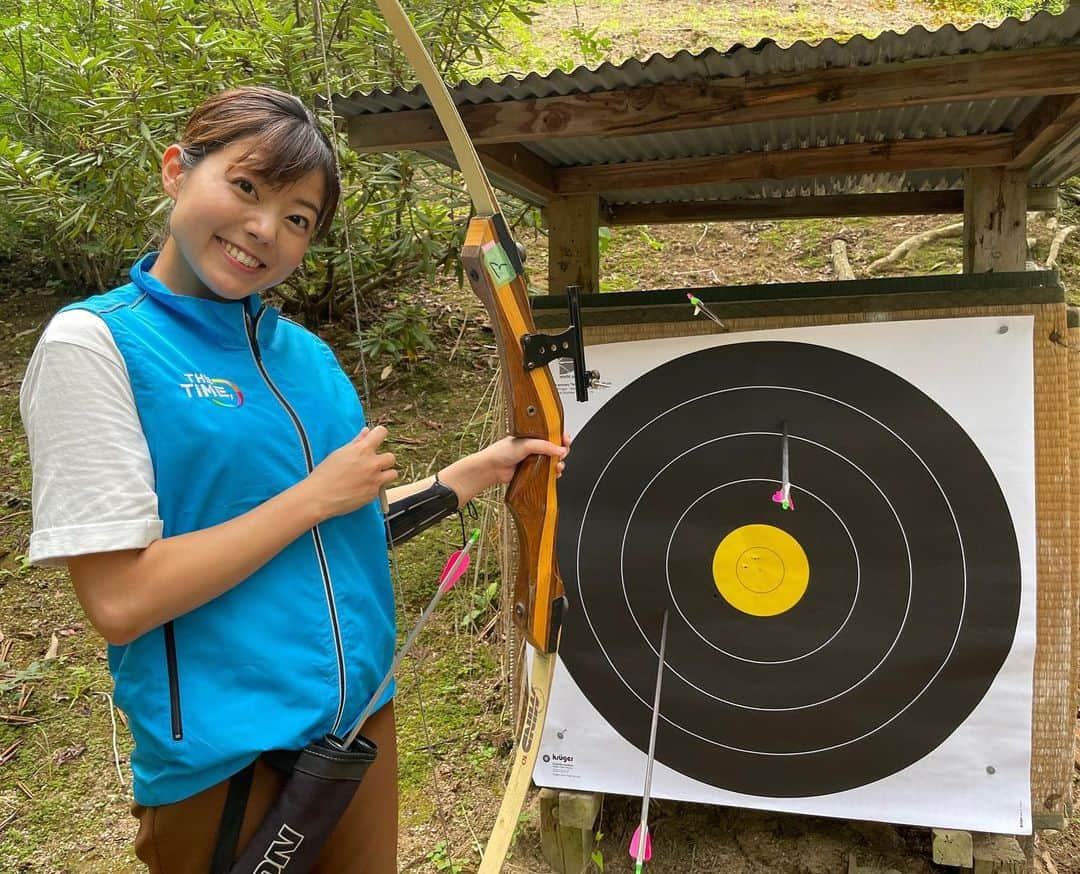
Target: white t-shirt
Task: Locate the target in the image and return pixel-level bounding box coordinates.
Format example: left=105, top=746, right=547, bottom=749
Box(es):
left=20, top=309, right=163, bottom=566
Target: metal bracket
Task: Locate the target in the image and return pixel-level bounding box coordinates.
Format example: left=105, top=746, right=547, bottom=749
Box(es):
left=521, top=286, right=599, bottom=402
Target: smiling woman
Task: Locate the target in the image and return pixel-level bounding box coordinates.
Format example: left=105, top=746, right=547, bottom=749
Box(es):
left=152, top=88, right=339, bottom=301
left=16, top=85, right=569, bottom=873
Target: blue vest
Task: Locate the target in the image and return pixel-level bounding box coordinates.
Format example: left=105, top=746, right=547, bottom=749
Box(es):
left=65, top=254, right=395, bottom=805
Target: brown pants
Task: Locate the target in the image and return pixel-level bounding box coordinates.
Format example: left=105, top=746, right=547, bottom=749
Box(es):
left=132, top=700, right=398, bottom=873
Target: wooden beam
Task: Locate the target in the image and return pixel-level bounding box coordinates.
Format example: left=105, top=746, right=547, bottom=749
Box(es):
left=963, top=167, right=1027, bottom=273
left=546, top=195, right=600, bottom=295
left=476, top=142, right=556, bottom=201
left=346, top=46, right=1080, bottom=152
left=555, top=133, right=1015, bottom=195
left=1009, top=94, right=1080, bottom=170
left=604, top=188, right=1058, bottom=225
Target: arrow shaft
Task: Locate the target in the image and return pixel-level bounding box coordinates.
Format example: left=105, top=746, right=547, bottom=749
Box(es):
left=342, top=532, right=478, bottom=745
left=636, top=610, right=669, bottom=865
left=781, top=421, right=790, bottom=488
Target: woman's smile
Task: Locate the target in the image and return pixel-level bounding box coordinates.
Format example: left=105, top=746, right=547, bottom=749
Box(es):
left=216, top=236, right=266, bottom=272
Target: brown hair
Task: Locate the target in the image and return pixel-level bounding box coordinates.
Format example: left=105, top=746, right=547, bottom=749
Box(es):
left=179, top=86, right=340, bottom=240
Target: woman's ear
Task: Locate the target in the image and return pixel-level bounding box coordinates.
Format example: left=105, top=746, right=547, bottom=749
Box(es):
left=160, top=144, right=186, bottom=200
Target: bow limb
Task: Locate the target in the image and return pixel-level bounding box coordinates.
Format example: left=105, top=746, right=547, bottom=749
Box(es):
left=374, top=0, right=566, bottom=655
left=374, top=0, right=568, bottom=868
left=478, top=648, right=556, bottom=873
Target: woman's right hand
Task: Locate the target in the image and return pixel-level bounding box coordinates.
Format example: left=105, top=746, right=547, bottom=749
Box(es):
left=304, top=425, right=398, bottom=522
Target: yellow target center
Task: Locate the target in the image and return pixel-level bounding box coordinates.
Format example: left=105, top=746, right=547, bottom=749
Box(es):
left=713, top=524, right=810, bottom=617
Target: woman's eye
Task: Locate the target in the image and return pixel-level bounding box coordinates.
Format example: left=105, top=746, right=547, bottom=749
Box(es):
left=233, top=178, right=256, bottom=196
left=288, top=215, right=312, bottom=230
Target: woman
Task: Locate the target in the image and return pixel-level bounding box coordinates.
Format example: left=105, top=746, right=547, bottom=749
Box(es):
left=19, top=85, right=567, bottom=873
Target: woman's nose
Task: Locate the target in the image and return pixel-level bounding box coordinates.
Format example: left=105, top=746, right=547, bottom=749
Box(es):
left=245, top=211, right=275, bottom=245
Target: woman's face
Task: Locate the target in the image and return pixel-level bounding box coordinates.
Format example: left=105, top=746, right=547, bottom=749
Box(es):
left=154, top=138, right=326, bottom=301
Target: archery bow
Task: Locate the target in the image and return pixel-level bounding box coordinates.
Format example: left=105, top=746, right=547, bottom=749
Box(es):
left=372, top=2, right=594, bottom=870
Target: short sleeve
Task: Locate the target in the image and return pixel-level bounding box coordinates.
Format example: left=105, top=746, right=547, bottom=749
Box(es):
left=19, top=309, right=163, bottom=566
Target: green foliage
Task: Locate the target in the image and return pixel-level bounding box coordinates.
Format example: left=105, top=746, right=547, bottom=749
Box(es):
left=637, top=227, right=664, bottom=252
left=0, top=658, right=52, bottom=694
left=988, top=0, right=1066, bottom=16
left=925, top=0, right=1065, bottom=18
left=0, top=0, right=538, bottom=325
left=62, top=664, right=98, bottom=705
left=598, top=225, right=614, bottom=256
left=356, top=299, right=437, bottom=363
left=564, top=23, right=613, bottom=67
left=458, top=580, right=499, bottom=629
left=426, top=839, right=464, bottom=872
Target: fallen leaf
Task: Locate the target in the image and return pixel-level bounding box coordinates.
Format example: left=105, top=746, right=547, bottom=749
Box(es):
left=52, top=745, right=86, bottom=766
left=44, top=634, right=58, bottom=660
left=380, top=364, right=393, bottom=381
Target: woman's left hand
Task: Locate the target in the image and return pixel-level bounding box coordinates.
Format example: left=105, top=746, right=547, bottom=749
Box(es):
left=438, top=432, right=572, bottom=506
left=482, top=431, right=572, bottom=485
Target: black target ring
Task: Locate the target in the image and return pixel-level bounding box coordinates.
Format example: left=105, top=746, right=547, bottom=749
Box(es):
left=557, top=340, right=1021, bottom=797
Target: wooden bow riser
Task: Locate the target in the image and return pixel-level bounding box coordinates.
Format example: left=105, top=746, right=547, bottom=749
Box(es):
left=461, top=216, right=566, bottom=654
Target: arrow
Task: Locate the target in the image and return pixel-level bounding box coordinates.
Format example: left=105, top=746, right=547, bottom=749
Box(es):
left=629, top=610, right=669, bottom=873
left=771, top=421, right=795, bottom=511
left=687, top=293, right=727, bottom=331
left=342, top=529, right=480, bottom=745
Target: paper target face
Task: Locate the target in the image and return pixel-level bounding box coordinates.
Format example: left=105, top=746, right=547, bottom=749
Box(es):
left=556, top=339, right=1022, bottom=798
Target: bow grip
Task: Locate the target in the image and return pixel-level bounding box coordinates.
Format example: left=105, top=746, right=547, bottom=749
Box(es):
left=505, top=455, right=568, bottom=653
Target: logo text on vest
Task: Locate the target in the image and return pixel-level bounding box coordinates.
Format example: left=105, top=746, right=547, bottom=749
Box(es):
left=179, top=372, right=244, bottom=407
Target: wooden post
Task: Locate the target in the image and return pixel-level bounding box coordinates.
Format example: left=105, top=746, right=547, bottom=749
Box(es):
left=962, top=168, right=1028, bottom=273
left=539, top=788, right=603, bottom=874
left=545, top=194, right=600, bottom=295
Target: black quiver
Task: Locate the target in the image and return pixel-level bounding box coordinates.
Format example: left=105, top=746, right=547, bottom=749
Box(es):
left=221, top=733, right=377, bottom=874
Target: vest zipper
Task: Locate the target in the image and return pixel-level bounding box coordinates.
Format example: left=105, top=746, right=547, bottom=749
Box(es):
left=243, top=306, right=349, bottom=733
left=164, top=621, right=183, bottom=740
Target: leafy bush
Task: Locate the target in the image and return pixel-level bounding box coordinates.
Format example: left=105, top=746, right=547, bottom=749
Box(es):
left=0, top=0, right=538, bottom=326
left=358, top=298, right=438, bottom=363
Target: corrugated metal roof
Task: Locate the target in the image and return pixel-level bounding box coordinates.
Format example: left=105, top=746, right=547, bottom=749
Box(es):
left=336, top=7, right=1080, bottom=207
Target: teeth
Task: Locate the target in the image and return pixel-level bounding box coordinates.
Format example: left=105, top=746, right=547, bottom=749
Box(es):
left=222, top=240, right=261, bottom=268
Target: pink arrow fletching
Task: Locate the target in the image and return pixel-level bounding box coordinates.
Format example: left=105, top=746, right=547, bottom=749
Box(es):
left=629, top=824, right=652, bottom=862
left=438, top=550, right=471, bottom=594
left=771, top=487, right=794, bottom=510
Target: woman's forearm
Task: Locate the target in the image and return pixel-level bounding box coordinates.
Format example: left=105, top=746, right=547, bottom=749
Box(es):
left=68, top=479, right=323, bottom=645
